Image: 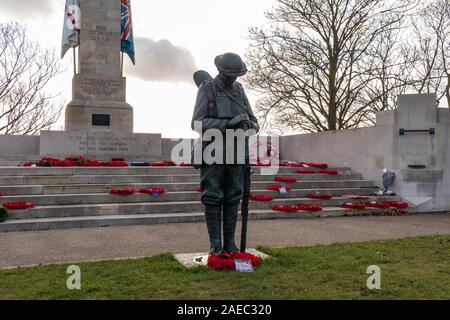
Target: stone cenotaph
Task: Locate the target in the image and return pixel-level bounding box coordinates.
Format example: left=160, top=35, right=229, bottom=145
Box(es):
left=40, top=0, right=161, bottom=161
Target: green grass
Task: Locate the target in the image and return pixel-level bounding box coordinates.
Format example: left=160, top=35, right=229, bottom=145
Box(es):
left=0, top=236, right=449, bottom=300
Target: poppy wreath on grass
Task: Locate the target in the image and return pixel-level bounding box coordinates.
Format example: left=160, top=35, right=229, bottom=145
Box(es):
left=272, top=205, right=299, bottom=213
left=295, top=170, right=316, bottom=174
left=318, top=170, right=339, bottom=175
left=342, top=203, right=366, bottom=210
left=297, top=204, right=323, bottom=212
left=249, top=195, right=273, bottom=202
left=2, top=202, right=35, bottom=210
left=308, top=194, right=332, bottom=200
left=274, top=177, right=297, bottom=183
left=267, top=185, right=291, bottom=192
left=140, top=188, right=167, bottom=195
left=207, top=252, right=262, bottom=272
left=109, top=188, right=137, bottom=196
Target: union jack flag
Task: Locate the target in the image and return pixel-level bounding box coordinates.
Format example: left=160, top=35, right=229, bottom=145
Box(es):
left=121, top=0, right=135, bottom=65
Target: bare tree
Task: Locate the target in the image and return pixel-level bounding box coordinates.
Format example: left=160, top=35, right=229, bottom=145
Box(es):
left=411, top=0, right=449, bottom=108
left=246, top=0, right=416, bottom=133
left=0, top=22, right=64, bottom=135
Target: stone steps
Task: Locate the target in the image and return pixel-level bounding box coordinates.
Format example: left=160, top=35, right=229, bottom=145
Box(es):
left=0, top=207, right=396, bottom=233
left=0, top=180, right=375, bottom=195
left=0, top=172, right=360, bottom=185
left=1, top=187, right=379, bottom=206
left=0, top=165, right=402, bottom=233
left=4, top=195, right=400, bottom=220
left=0, top=166, right=351, bottom=176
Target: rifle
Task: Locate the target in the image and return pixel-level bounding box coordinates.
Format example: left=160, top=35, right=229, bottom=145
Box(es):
left=240, top=121, right=252, bottom=253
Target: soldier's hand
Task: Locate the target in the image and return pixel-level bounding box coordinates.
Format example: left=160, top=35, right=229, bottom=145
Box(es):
left=228, top=114, right=249, bottom=129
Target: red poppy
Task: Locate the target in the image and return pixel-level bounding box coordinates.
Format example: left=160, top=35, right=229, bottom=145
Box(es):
left=103, top=161, right=129, bottom=167
left=2, top=202, right=35, bottom=210
left=83, top=161, right=103, bottom=167
left=272, top=205, right=299, bottom=212
left=308, top=194, right=332, bottom=200
left=151, top=160, right=176, bottom=167
left=387, top=201, right=409, bottom=209
left=195, top=187, right=202, bottom=193
left=140, top=188, right=167, bottom=195
left=297, top=204, right=323, bottom=212
left=366, top=201, right=391, bottom=209
left=110, top=188, right=136, bottom=196
left=274, top=177, right=297, bottom=183
left=180, top=162, right=192, bottom=167
left=207, top=252, right=261, bottom=271
left=295, top=170, right=316, bottom=174
left=342, top=203, right=366, bottom=210
left=318, top=170, right=338, bottom=175
left=249, top=195, right=273, bottom=202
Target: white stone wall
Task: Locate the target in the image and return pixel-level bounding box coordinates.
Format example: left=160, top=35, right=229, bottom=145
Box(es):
left=280, top=126, right=394, bottom=188
left=280, top=93, right=450, bottom=212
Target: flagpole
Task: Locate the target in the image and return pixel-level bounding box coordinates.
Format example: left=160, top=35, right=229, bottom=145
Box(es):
left=73, top=47, right=77, bottom=74
left=121, top=52, right=124, bottom=76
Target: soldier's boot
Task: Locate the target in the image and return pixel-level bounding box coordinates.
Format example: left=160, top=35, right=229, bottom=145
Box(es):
left=205, top=205, right=222, bottom=255
left=223, top=204, right=240, bottom=253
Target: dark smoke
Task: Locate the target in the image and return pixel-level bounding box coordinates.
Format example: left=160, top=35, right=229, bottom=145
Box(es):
left=125, top=37, right=197, bottom=83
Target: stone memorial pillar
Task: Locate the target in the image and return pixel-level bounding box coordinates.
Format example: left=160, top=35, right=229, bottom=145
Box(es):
left=65, top=0, right=133, bottom=133
left=39, top=0, right=162, bottom=161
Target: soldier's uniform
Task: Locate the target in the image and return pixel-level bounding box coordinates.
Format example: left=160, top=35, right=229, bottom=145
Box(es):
left=191, top=53, right=259, bottom=254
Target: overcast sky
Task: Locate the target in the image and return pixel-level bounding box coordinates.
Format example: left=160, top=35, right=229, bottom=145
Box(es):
left=0, top=0, right=275, bottom=138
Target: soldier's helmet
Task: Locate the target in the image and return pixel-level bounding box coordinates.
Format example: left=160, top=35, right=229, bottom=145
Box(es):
left=214, top=52, right=248, bottom=77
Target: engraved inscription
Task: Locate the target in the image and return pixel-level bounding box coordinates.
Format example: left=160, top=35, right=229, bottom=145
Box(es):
left=65, top=134, right=156, bottom=154
left=80, top=78, right=121, bottom=96
left=89, top=25, right=112, bottom=42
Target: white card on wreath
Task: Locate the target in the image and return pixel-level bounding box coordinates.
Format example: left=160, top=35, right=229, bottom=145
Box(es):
left=279, top=187, right=289, bottom=194
left=235, top=260, right=254, bottom=272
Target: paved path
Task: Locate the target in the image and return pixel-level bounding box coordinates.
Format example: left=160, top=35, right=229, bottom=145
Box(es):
left=1, top=213, right=449, bottom=268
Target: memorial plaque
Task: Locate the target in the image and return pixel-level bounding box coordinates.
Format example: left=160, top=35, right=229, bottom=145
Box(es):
left=92, top=114, right=110, bottom=126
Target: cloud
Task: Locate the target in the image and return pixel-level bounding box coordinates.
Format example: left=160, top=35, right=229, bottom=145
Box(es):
left=0, top=0, right=55, bottom=17
left=125, top=37, right=197, bottom=83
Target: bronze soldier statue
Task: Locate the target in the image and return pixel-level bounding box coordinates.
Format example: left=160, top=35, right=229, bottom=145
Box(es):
left=191, top=53, right=259, bottom=255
